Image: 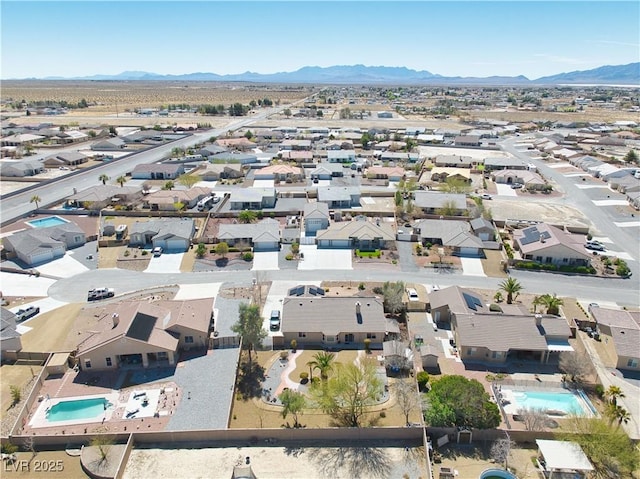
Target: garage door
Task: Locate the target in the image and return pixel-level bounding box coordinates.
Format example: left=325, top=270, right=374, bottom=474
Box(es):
left=459, top=247, right=479, bottom=257
left=27, top=251, right=54, bottom=265
left=158, top=238, right=188, bottom=251
left=319, top=239, right=351, bottom=248
left=254, top=241, right=279, bottom=252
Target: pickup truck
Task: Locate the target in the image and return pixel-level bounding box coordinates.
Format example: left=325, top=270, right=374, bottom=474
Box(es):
left=15, top=306, right=40, bottom=322
left=88, top=288, right=115, bottom=301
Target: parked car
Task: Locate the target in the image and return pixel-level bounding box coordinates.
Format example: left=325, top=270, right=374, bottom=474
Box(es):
left=510, top=183, right=524, bottom=189
left=15, top=306, right=40, bottom=322
left=407, top=288, right=419, bottom=301
left=585, top=242, right=605, bottom=251
left=88, top=287, right=115, bottom=301
left=481, top=193, right=492, bottom=200
left=269, top=310, right=281, bottom=331
left=152, top=246, right=163, bottom=257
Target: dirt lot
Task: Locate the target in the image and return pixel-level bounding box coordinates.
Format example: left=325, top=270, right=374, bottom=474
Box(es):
left=19, top=303, right=84, bottom=352
left=0, top=450, right=86, bottom=479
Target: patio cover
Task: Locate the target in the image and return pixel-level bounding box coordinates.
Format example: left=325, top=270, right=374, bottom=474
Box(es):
left=536, top=440, right=593, bottom=473
left=546, top=340, right=574, bottom=352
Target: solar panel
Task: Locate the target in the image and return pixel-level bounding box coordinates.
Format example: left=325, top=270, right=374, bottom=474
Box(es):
left=462, top=292, right=483, bottom=311
left=520, top=226, right=551, bottom=246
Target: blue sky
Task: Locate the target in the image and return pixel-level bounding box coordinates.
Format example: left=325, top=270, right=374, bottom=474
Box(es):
left=1, top=1, right=638, bottom=79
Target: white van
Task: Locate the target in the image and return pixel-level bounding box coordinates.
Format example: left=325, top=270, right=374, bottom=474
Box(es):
left=197, top=196, right=215, bottom=211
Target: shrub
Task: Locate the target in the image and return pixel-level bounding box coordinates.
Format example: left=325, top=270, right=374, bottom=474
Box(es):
left=379, top=411, right=387, bottom=418
left=280, top=351, right=289, bottom=360
left=242, top=252, right=254, bottom=261
left=616, top=263, right=631, bottom=277
left=1, top=443, right=18, bottom=455
left=364, top=338, right=371, bottom=353
left=489, top=303, right=503, bottom=312
left=373, top=286, right=383, bottom=294
left=299, top=372, right=309, bottom=383
left=417, top=371, right=430, bottom=390
left=358, top=282, right=366, bottom=290
left=123, top=249, right=130, bottom=257
left=290, top=339, right=297, bottom=352
left=285, top=253, right=294, bottom=261
left=9, top=385, right=21, bottom=405
left=594, top=384, right=605, bottom=398
left=141, top=250, right=148, bottom=256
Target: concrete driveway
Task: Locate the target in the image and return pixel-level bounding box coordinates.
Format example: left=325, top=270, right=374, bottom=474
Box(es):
left=252, top=251, right=279, bottom=270
left=495, top=183, right=518, bottom=197
left=253, top=179, right=275, bottom=188
left=0, top=271, right=56, bottom=297
left=174, top=282, right=222, bottom=300
left=144, top=252, right=184, bottom=273
left=35, top=254, right=89, bottom=278
left=459, top=257, right=486, bottom=276
left=298, top=245, right=352, bottom=270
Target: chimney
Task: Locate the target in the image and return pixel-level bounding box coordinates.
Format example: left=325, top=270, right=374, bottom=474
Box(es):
left=112, top=313, right=120, bottom=328
left=355, top=302, right=361, bottom=315
left=535, top=314, right=542, bottom=326
left=539, top=234, right=545, bottom=243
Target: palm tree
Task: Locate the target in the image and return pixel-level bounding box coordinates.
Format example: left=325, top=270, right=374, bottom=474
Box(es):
left=537, top=293, right=564, bottom=316
left=99, top=174, right=110, bottom=185
left=30, top=195, right=41, bottom=209
left=499, top=277, right=523, bottom=304
left=116, top=176, right=127, bottom=187
left=606, top=403, right=631, bottom=429
left=306, top=351, right=335, bottom=380
left=605, top=385, right=625, bottom=406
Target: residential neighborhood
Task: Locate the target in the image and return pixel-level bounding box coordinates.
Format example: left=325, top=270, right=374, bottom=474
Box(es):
left=1, top=79, right=639, bottom=479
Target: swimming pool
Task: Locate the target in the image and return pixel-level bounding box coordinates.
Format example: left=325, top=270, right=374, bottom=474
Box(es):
left=46, top=397, right=111, bottom=422
left=479, top=469, right=517, bottom=479
left=501, top=388, right=595, bottom=417
left=27, top=216, right=70, bottom=228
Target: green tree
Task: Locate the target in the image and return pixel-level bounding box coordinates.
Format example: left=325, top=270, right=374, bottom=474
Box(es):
left=283, top=108, right=292, bottom=118
left=442, top=177, right=472, bottom=194
left=310, top=359, right=383, bottom=427
left=231, top=303, right=266, bottom=371
left=606, top=403, right=631, bottom=429
left=108, top=126, right=117, bottom=136
left=238, top=210, right=257, bottom=223
left=382, top=281, right=405, bottom=315
left=499, top=277, right=523, bottom=304
left=177, top=173, right=199, bottom=188
left=279, top=389, right=306, bottom=428
left=88, top=130, right=97, bottom=138
left=195, top=243, right=207, bottom=258
left=215, top=241, right=229, bottom=258
left=171, top=147, right=185, bottom=157
left=623, top=149, right=639, bottom=164
left=360, top=132, right=373, bottom=149
left=536, top=293, right=564, bottom=315
left=605, top=385, right=625, bottom=406
left=436, top=200, right=460, bottom=217
left=99, top=174, right=110, bottom=185
left=244, top=130, right=253, bottom=140
left=162, top=180, right=175, bottom=190
left=306, top=351, right=335, bottom=380
left=116, top=176, right=127, bottom=187
left=423, top=375, right=501, bottom=429
left=29, top=195, right=41, bottom=209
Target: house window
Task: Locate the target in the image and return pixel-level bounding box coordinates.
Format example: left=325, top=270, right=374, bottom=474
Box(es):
left=298, top=332, right=306, bottom=338
left=366, top=333, right=376, bottom=339
left=535, top=256, right=543, bottom=262
left=345, top=334, right=354, bottom=343
left=106, top=357, right=112, bottom=367
left=157, top=352, right=168, bottom=360
left=74, top=235, right=83, bottom=242
left=185, top=336, right=194, bottom=344
left=492, top=351, right=501, bottom=359
left=562, top=258, right=569, bottom=263
left=84, top=359, right=92, bottom=369
left=628, top=358, right=639, bottom=368
left=545, top=257, right=552, bottom=263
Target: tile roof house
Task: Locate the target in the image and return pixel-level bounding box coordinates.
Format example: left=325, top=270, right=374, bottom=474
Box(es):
left=429, top=285, right=488, bottom=324
left=280, top=139, right=312, bottom=151
left=414, top=219, right=484, bottom=256
left=454, top=135, right=481, bottom=147
left=43, top=151, right=88, bottom=168
left=316, top=219, right=395, bottom=250
left=492, top=169, right=546, bottom=189
left=279, top=296, right=399, bottom=349
left=0, top=159, right=46, bottom=177
left=197, top=144, right=228, bottom=158
left=366, top=166, right=406, bottom=181
left=0, top=133, right=45, bottom=147
left=327, top=150, right=356, bottom=163
left=66, top=185, right=143, bottom=210
left=229, top=187, right=277, bottom=210
left=3, top=222, right=86, bottom=266
left=131, top=163, right=185, bottom=180
left=91, top=137, right=126, bottom=151
left=483, top=157, right=527, bottom=171
left=434, top=155, right=475, bottom=168
left=310, top=163, right=345, bottom=180
left=143, top=187, right=211, bottom=211
left=413, top=191, right=468, bottom=215
left=590, top=307, right=640, bottom=371
left=76, top=298, right=214, bottom=371
left=303, top=202, right=330, bottom=234
left=1, top=308, right=22, bottom=355
left=198, top=163, right=243, bottom=181
left=513, top=223, right=591, bottom=266
left=217, top=218, right=281, bottom=251
left=317, top=186, right=361, bottom=208
left=128, top=219, right=195, bottom=251
left=211, top=151, right=258, bottom=165
left=254, top=164, right=304, bottom=181
left=279, top=150, right=313, bottom=163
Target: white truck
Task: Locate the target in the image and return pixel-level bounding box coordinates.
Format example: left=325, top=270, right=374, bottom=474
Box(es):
left=197, top=195, right=216, bottom=211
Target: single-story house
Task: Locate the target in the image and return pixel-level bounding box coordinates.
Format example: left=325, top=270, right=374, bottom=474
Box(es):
left=513, top=223, right=591, bottom=266
left=379, top=151, right=420, bottom=163
left=327, top=150, right=356, bottom=163
left=66, top=185, right=143, bottom=210
left=43, top=151, right=88, bottom=168
left=454, top=135, right=481, bottom=147
left=211, top=151, right=258, bottom=165
left=279, top=296, right=399, bottom=349
left=434, top=155, right=475, bottom=168
left=3, top=223, right=86, bottom=266
left=590, top=307, right=640, bottom=371
left=0, top=159, right=46, bottom=177
left=310, top=163, right=345, bottom=180
left=198, top=163, right=243, bottom=181
left=316, top=219, right=395, bottom=250
left=217, top=218, right=281, bottom=251
left=417, top=134, right=445, bottom=144
left=469, top=217, right=496, bottom=242
left=303, top=202, right=330, bottom=234
left=229, top=187, right=277, bottom=210
left=1, top=308, right=23, bottom=355
left=413, top=219, right=483, bottom=256
left=492, top=169, right=546, bottom=189
left=483, top=157, right=527, bottom=171
left=254, top=164, right=304, bottom=182
left=429, top=167, right=471, bottom=184
left=413, top=191, right=468, bottom=215
left=131, top=163, right=185, bottom=180
left=366, top=166, right=405, bottom=181
left=0, top=133, right=45, bottom=147
left=453, top=313, right=572, bottom=364
left=279, top=150, right=313, bottom=163
left=144, top=187, right=211, bottom=211
left=429, top=286, right=488, bottom=324
left=76, top=298, right=214, bottom=371
left=197, top=144, right=227, bottom=158
left=317, top=186, right=361, bottom=208
left=91, top=138, right=126, bottom=150
left=128, top=219, right=195, bottom=251
left=214, top=138, right=257, bottom=151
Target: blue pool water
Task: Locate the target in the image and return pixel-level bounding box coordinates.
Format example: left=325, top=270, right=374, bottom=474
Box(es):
left=46, top=398, right=110, bottom=422
left=27, top=216, right=69, bottom=228
left=511, top=389, right=591, bottom=415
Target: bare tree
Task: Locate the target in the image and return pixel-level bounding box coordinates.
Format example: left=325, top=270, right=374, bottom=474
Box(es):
left=517, top=407, right=548, bottom=431
left=394, top=379, right=420, bottom=425
left=24, top=435, right=37, bottom=465
left=490, top=431, right=515, bottom=470
left=559, top=351, right=592, bottom=384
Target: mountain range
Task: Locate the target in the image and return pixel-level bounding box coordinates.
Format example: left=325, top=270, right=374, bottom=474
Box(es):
left=35, top=63, right=640, bottom=85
